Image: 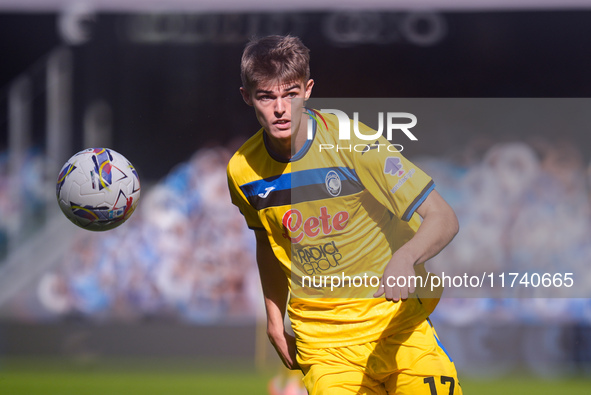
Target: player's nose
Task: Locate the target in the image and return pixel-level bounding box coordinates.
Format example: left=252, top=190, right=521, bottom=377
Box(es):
left=274, top=98, right=286, bottom=115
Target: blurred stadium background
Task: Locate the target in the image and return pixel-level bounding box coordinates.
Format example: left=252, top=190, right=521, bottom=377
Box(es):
left=2, top=1, right=591, bottom=393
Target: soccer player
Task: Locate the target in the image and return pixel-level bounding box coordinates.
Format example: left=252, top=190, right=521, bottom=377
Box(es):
left=227, top=35, right=462, bottom=395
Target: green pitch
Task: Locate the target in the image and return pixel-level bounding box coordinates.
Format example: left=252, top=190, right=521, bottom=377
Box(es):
left=0, top=357, right=270, bottom=395
left=1, top=357, right=590, bottom=395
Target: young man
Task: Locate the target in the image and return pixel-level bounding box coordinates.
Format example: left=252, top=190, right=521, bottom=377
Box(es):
left=227, top=35, right=462, bottom=395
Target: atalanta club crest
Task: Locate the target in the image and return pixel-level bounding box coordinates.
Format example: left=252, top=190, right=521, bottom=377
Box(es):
left=325, top=170, right=341, bottom=197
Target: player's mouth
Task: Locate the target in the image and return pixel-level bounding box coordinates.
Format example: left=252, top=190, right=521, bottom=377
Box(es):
left=273, top=119, right=291, bottom=130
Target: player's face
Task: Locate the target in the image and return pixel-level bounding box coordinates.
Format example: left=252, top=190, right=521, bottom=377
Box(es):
left=241, top=79, right=314, bottom=142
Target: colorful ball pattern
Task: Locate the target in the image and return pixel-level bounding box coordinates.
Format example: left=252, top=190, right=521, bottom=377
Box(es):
left=56, top=148, right=141, bottom=231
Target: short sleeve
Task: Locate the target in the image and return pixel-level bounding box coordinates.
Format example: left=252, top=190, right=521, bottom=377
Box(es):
left=354, top=134, right=434, bottom=222
left=227, top=163, right=265, bottom=230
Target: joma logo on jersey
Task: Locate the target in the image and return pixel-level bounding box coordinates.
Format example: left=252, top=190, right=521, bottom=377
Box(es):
left=282, top=207, right=349, bottom=243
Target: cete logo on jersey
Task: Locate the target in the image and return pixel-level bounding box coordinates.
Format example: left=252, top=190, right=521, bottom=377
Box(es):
left=282, top=206, right=349, bottom=243
left=325, top=170, right=342, bottom=196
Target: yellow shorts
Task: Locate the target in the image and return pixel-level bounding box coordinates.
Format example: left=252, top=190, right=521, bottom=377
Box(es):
left=297, top=319, right=462, bottom=395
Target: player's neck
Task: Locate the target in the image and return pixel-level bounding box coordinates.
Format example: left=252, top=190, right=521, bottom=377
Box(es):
left=265, top=135, right=292, bottom=160
left=291, top=114, right=309, bottom=157
left=266, top=111, right=309, bottom=160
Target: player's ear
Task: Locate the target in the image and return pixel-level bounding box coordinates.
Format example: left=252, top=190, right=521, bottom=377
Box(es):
left=240, top=87, right=253, bottom=106
left=304, top=79, right=314, bottom=100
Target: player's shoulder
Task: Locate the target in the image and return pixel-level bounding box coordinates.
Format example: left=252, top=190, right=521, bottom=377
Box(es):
left=227, top=129, right=265, bottom=177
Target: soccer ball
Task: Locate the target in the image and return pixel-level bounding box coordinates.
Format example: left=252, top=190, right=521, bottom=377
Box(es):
left=56, top=148, right=141, bottom=231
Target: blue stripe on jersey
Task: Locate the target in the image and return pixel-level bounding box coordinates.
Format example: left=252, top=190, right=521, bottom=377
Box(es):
left=239, top=167, right=362, bottom=199
left=291, top=109, right=317, bottom=161
left=434, top=332, right=452, bottom=362
left=401, top=181, right=435, bottom=221
left=240, top=174, right=291, bottom=198
left=292, top=167, right=361, bottom=190
left=427, top=319, right=453, bottom=362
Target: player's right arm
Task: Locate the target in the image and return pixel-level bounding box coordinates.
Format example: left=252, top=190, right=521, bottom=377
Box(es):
left=227, top=156, right=298, bottom=369
left=254, top=229, right=299, bottom=370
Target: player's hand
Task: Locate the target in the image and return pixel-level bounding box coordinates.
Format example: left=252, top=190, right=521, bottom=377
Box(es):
left=373, top=253, right=417, bottom=301
left=268, top=328, right=300, bottom=370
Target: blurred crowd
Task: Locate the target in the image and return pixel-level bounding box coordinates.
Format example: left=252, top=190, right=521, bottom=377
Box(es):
left=36, top=145, right=261, bottom=323
left=419, top=138, right=591, bottom=325
left=2, top=136, right=591, bottom=325
left=0, top=148, right=47, bottom=260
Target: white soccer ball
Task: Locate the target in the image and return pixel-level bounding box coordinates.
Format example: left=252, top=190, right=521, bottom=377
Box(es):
left=56, top=148, right=141, bottom=231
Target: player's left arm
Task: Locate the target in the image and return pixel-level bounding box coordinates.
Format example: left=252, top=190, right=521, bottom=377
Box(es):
left=373, top=190, right=459, bottom=301
left=254, top=230, right=300, bottom=370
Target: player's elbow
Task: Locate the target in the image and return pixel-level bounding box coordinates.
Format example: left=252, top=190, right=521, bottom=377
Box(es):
left=435, top=193, right=459, bottom=240
left=447, top=209, right=459, bottom=240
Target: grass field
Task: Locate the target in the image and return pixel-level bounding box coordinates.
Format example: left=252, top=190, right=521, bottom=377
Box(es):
left=1, top=357, right=590, bottom=394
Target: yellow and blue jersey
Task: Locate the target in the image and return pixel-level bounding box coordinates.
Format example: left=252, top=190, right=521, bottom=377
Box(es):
left=227, top=110, right=438, bottom=349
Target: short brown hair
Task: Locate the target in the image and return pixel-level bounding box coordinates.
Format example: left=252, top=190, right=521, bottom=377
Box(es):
left=240, top=35, right=310, bottom=92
